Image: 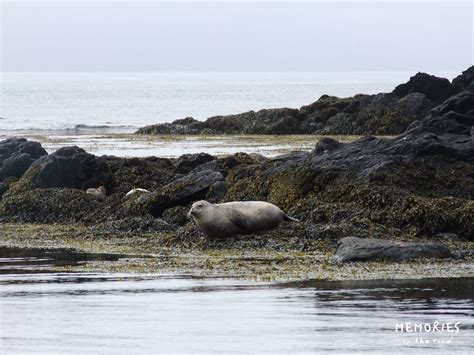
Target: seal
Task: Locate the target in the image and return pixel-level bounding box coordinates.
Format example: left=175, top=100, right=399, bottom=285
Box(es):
left=86, top=185, right=106, bottom=197
left=187, top=200, right=298, bottom=238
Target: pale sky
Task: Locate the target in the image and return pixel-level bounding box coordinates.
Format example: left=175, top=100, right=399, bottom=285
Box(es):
left=0, top=0, right=472, bottom=72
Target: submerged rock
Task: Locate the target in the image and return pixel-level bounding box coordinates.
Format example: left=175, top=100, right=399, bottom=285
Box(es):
left=335, top=236, right=452, bottom=262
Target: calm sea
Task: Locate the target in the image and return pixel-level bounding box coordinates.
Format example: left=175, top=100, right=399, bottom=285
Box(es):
left=0, top=71, right=458, bottom=133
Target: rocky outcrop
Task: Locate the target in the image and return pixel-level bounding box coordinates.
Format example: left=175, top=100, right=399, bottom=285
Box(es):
left=0, top=67, right=473, bottom=249
left=0, top=138, right=47, bottom=182
left=174, top=153, right=215, bottom=174
left=392, top=72, right=457, bottom=103
left=136, top=68, right=473, bottom=136
left=25, top=146, right=111, bottom=190
left=452, top=66, right=474, bottom=91
left=335, top=237, right=451, bottom=262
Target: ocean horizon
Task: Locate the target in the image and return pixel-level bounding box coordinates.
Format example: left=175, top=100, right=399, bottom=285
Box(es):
left=0, top=71, right=459, bottom=134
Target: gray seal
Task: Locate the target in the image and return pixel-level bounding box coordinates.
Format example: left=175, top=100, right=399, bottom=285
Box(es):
left=187, top=200, right=298, bottom=238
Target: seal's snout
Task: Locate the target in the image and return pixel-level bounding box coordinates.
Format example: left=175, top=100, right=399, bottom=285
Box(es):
left=187, top=209, right=193, bottom=219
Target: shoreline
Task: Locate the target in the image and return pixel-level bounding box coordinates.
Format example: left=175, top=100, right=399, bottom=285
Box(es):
left=0, top=132, right=365, bottom=157
left=2, top=223, right=473, bottom=282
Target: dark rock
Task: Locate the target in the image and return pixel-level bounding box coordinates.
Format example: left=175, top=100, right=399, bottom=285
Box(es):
left=393, top=72, right=458, bottom=103
left=335, top=236, right=452, bottom=262
left=452, top=66, right=474, bottom=91
left=174, top=153, right=215, bottom=174
left=135, top=69, right=474, bottom=136
left=162, top=206, right=190, bottom=226
left=206, top=180, right=229, bottom=202
left=26, top=146, right=111, bottom=190
left=104, top=156, right=174, bottom=194
left=313, top=137, right=345, bottom=155
left=141, top=170, right=224, bottom=217
left=0, top=138, right=47, bottom=181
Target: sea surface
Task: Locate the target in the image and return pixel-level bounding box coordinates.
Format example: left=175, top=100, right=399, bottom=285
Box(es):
left=0, top=247, right=473, bottom=354
left=0, top=71, right=457, bottom=157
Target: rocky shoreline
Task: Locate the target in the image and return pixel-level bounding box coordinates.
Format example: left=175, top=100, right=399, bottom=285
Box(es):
left=136, top=67, right=473, bottom=136
left=1, top=66, right=473, bottom=280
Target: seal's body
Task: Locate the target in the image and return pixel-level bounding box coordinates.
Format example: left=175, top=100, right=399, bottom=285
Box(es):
left=188, top=200, right=298, bottom=238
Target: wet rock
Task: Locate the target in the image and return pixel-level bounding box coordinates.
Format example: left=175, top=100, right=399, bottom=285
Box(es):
left=0, top=138, right=47, bottom=181
left=335, top=236, right=452, bottom=262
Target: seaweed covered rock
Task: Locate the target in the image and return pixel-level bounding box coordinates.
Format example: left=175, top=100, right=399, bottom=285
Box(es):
left=0, top=188, right=110, bottom=223
left=335, top=237, right=452, bottom=262
left=104, top=156, right=174, bottom=194
left=225, top=85, right=474, bottom=240
left=135, top=70, right=474, bottom=136
left=0, top=138, right=47, bottom=182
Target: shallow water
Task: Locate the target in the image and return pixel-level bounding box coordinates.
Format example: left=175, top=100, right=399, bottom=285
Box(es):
left=0, top=133, right=356, bottom=157
left=0, top=247, right=473, bottom=354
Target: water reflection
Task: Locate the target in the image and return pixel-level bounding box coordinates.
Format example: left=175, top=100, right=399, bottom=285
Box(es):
left=0, top=247, right=473, bottom=354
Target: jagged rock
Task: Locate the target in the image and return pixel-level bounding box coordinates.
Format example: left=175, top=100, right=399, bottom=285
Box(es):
left=392, top=72, right=458, bottom=103
left=452, top=65, right=474, bottom=91
left=0, top=138, right=47, bottom=181
left=335, top=236, right=452, bottom=262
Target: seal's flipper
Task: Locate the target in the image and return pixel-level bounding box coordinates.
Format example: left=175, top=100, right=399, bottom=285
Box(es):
left=228, top=213, right=250, bottom=231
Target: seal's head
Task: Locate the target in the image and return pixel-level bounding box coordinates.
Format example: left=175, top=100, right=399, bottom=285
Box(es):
left=187, top=200, right=212, bottom=219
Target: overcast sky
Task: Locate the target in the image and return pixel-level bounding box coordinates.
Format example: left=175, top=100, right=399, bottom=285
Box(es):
left=1, top=0, right=472, bottom=72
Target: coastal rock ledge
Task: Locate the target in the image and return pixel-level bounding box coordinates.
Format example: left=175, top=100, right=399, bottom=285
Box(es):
left=0, top=67, right=473, bottom=262
left=136, top=67, right=473, bottom=136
